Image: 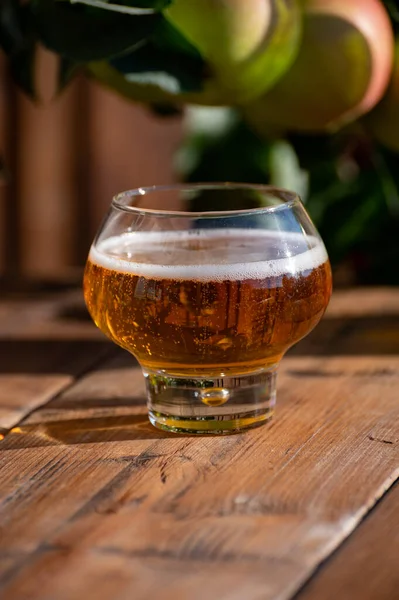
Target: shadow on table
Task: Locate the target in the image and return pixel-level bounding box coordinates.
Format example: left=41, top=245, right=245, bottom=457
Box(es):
left=0, top=339, right=112, bottom=374
left=2, top=412, right=182, bottom=449
left=2, top=312, right=399, bottom=449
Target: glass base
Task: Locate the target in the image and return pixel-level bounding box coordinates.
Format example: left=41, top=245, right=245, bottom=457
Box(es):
left=144, top=367, right=277, bottom=435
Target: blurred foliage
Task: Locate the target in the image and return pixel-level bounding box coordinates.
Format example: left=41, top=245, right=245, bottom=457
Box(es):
left=30, top=0, right=162, bottom=62
left=0, top=0, right=208, bottom=101
left=0, top=0, right=37, bottom=97
left=177, top=107, right=399, bottom=284
left=0, top=0, right=301, bottom=104
left=109, top=18, right=205, bottom=96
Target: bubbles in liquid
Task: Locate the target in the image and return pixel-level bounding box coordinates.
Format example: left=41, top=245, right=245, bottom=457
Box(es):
left=84, top=228, right=332, bottom=377
left=199, top=388, right=230, bottom=407
left=90, top=229, right=328, bottom=282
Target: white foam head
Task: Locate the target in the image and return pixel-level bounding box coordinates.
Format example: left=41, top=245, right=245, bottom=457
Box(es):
left=89, top=229, right=328, bottom=281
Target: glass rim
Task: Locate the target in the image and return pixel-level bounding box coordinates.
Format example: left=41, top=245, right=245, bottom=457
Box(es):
left=112, top=183, right=301, bottom=217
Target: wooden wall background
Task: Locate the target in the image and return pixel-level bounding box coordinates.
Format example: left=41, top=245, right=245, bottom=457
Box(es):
left=0, top=50, right=183, bottom=280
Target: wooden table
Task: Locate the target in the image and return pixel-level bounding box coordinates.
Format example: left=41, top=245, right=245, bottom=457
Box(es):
left=0, top=287, right=398, bottom=600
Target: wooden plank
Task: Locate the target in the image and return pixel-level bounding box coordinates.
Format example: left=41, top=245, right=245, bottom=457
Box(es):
left=324, top=287, right=399, bottom=318
left=17, top=48, right=81, bottom=278
left=0, top=289, right=103, bottom=341
left=0, top=339, right=113, bottom=434
left=296, top=482, right=399, bottom=600
left=0, top=55, right=8, bottom=274
left=0, top=348, right=398, bottom=599
left=0, top=292, right=113, bottom=434
left=0, top=293, right=71, bottom=335
left=0, top=56, right=18, bottom=277
left=86, top=81, right=182, bottom=238
left=0, top=288, right=398, bottom=599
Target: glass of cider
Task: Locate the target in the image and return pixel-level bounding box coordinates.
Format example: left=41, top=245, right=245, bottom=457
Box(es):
left=84, top=184, right=332, bottom=434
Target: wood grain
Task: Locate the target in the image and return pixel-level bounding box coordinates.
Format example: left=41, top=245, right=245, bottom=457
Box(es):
left=0, top=292, right=112, bottom=433
left=296, top=482, right=399, bottom=600
left=0, top=339, right=112, bottom=433
left=0, top=358, right=398, bottom=599
left=0, top=288, right=111, bottom=342
left=0, top=289, right=398, bottom=600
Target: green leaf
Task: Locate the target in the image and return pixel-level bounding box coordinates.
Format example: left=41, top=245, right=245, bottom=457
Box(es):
left=149, top=103, right=182, bottom=117
left=373, top=145, right=399, bottom=217
left=58, top=56, right=81, bottom=91
left=154, top=16, right=202, bottom=59
left=0, top=0, right=37, bottom=97
left=8, top=44, right=37, bottom=97
left=0, top=0, right=23, bottom=52
left=331, top=184, right=380, bottom=253
left=113, top=0, right=172, bottom=8
left=268, top=140, right=309, bottom=201
left=64, top=0, right=166, bottom=16
left=31, top=0, right=162, bottom=61
left=175, top=107, right=238, bottom=175
left=179, top=121, right=272, bottom=184
left=111, top=46, right=200, bottom=94
left=110, top=18, right=205, bottom=95
left=185, top=106, right=238, bottom=140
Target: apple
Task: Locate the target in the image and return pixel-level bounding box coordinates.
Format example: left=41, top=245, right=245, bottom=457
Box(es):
left=164, top=0, right=302, bottom=103
left=246, top=0, right=394, bottom=133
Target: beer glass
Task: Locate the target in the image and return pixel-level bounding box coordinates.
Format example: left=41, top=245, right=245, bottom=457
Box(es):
left=84, top=184, right=332, bottom=434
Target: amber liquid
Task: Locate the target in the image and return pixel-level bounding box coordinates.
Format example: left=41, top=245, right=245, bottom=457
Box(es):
left=84, top=231, right=332, bottom=377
